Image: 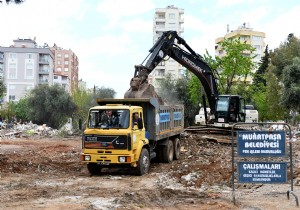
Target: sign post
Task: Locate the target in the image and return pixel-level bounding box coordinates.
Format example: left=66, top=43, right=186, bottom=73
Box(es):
left=231, top=122, right=298, bottom=207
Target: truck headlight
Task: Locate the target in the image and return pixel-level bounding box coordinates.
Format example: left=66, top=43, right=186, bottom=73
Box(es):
left=119, top=156, right=126, bottom=163
left=84, top=155, right=91, bottom=161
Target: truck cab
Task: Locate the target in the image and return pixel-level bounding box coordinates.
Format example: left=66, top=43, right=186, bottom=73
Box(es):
left=81, top=98, right=184, bottom=176
left=81, top=104, right=150, bottom=175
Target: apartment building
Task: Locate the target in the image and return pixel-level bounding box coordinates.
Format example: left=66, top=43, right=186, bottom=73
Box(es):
left=50, top=44, right=79, bottom=93
left=148, top=5, right=185, bottom=88
left=0, top=38, right=54, bottom=103
left=215, top=23, right=266, bottom=83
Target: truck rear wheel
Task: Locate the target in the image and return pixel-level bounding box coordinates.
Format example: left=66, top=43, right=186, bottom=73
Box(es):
left=162, top=140, right=174, bottom=163
left=173, top=138, right=180, bottom=160
left=136, top=148, right=150, bottom=176
left=87, top=163, right=102, bottom=175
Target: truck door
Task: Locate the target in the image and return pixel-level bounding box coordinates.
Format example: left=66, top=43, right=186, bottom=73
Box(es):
left=132, top=111, right=144, bottom=149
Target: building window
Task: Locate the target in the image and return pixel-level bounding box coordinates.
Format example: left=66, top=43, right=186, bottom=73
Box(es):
left=0, top=52, right=4, bottom=59
left=157, top=69, right=165, bottom=76
left=156, top=22, right=165, bottom=28
left=64, top=67, right=69, bottom=72
left=252, top=36, right=262, bottom=41
left=57, top=53, right=62, bottom=58
left=253, top=45, right=261, bottom=51
left=158, top=14, right=165, bottom=19
left=169, top=13, right=175, bottom=19
left=64, top=54, right=69, bottom=58
left=0, top=63, right=3, bottom=72
left=8, top=63, right=17, bottom=79
left=25, top=63, right=34, bottom=79
left=57, top=60, right=61, bottom=65
left=26, top=53, right=33, bottom=59
left=57, top=67, right=62, bottom=72
left=54, top=76, right=58, bottom=79
left=64, top=61, right=69, bottom=65
left=9, top=95, right=15, bottom=101
left=9, top=53, right=17, bottom=59
left=169, top=23, right=176, bottom=29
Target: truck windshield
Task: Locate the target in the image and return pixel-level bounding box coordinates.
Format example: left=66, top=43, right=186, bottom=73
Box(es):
left=88, top=109, right=130, bottom=129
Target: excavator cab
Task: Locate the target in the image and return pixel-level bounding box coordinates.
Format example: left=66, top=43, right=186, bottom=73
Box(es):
left=214, top=95, right=245, bottom=127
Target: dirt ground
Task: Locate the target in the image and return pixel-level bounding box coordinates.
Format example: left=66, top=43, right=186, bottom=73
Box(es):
left=1, top=133, right=300, bottom=210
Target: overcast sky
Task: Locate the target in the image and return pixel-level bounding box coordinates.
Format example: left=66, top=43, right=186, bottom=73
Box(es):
left=1, top=0, right=299, bottom=97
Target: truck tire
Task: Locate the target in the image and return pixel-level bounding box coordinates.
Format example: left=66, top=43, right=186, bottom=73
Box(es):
left=87, top=163, right=102, bottom=175
left=136, top=148, right=150, bottom=176
left=173, top=138, right=181, bottom=160
left=162, top=140, right=174, bottom=163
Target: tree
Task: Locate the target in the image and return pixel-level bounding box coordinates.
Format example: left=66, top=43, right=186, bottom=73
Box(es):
left=13, top=98, right=29, bottom=122
left=265, top=65, right=286, bottom=121
left=271, top=34, right=300, bottom=80
left=157, top=73, right=199, bottom=126
left=205, top=38, right=256, bottom=94
left=252, top=45, right=270, bottom=87
left=281, top=57, right=300, bottom=113
left=90, top=86, right=116, bottom=106
left=72, top=88, right=92, bottom=127
left=0, top=80, right=6, bottom=100
left=27, top=84, right=76, bottom=129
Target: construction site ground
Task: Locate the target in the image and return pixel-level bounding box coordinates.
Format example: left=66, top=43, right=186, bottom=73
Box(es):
left=1, top=133, right=300, bottom=210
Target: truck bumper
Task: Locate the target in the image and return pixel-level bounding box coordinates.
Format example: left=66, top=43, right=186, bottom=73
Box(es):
left=81, top=153, right=136, bottom=167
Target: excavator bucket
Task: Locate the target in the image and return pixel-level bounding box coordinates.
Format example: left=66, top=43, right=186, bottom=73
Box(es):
left=124, top=77, right=164, bottom=105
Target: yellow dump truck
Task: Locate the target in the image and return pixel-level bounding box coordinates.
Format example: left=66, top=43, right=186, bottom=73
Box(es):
left=80, top=98, right=184, bottom=175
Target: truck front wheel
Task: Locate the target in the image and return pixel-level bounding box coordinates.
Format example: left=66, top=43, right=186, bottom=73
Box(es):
left=136, top=148, right=150, bottom=176
left=162, top=140, right=174, bottom=163
left=87, top=163, right=102, bottom=175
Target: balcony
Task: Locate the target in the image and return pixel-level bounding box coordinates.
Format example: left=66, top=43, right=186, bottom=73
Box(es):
left=39, top=78, right=49, bottom=84
left=39, top=59, right=49, bottom=64
left=39, top=69, right=50, bottom=74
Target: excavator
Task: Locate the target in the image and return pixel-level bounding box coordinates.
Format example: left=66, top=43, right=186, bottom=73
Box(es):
left=125, top=31, right=245, bottom=126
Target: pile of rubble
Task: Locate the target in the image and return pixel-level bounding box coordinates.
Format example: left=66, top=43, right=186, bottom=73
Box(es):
left=0, top=121, right=75, bottom=139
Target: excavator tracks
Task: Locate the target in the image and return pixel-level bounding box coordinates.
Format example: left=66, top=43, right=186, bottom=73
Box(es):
left=184, top=125, right=248, bottom=144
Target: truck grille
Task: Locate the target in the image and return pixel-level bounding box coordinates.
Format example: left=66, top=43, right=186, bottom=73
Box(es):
left=84, top=135, right=128, bottom=149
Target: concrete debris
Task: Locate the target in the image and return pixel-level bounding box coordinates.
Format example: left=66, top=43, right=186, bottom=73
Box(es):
left=0, top=121, right=74, bottom=139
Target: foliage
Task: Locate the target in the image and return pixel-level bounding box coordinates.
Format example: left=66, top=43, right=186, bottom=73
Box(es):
left=251, top=84, right=268, bottom=121
left=188, top=73, right=202, bottom=105
left=265, top=65, right=286, bottom=121
left=0, top=80, right=6, bottom=100
left=27, top=84, right=76, bottom=129
left=204, top=38, right=256, bottom=94
left=89, top=86, right=116, bottom=107
left=252, top=45, right=269, bottom=88
left=12, top=98, right=29, bottom=122
left=271, top=34, right=300, bottom=80
left=71, top=88, right=92, bottom=128
left=157, top=73, right=199, bottom=126
left=0, top=101, right=14, bottom=122
left=281, top=57, right=300, bottom=112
